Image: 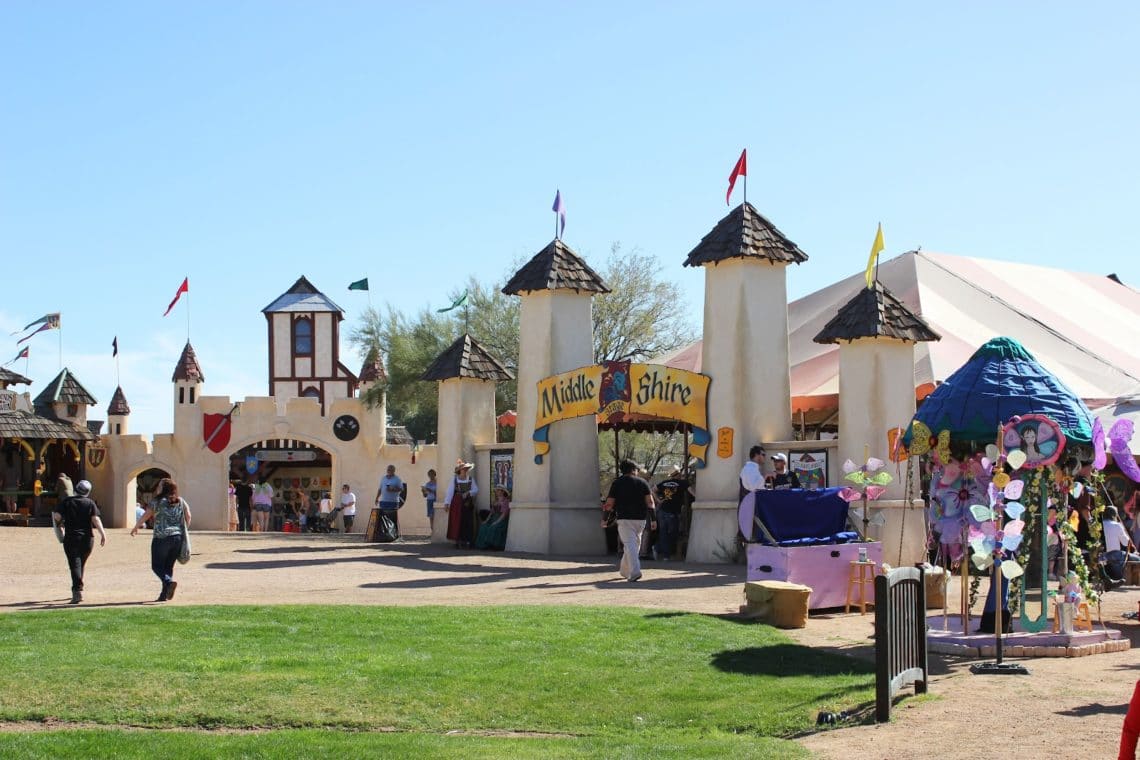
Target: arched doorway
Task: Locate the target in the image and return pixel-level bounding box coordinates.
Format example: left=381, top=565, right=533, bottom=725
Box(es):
left=226, top=437, right=335, bottom=532
left=124, top=466, right=173, bottom=530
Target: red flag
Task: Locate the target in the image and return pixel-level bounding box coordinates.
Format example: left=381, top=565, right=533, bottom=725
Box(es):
left=726, top=149, right=747, bottom=205
left=163, top=277, right=189, bottom=317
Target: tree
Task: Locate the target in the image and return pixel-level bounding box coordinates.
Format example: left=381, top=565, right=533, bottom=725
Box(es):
left=349, top=245, right=697, bottom=443
left=592, top=244, right=695, bottom=364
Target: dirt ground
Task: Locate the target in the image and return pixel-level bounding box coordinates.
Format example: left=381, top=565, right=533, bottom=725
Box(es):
left=2, top=527, right=1138, bottom=759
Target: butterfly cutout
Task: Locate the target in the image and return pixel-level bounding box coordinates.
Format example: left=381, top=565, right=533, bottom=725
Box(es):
left=909, top=421, right=951, bottom=464
left=838, top=456, right=894, bottom=502
left=1108, top=419, right=1140, bottom=483
left=1093, top=417, right=1107, bottom=470
left=967, top=458, right=1027, bottom=579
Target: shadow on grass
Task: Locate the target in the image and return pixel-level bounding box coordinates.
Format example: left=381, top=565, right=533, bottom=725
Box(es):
left=711, top=643, right=875, bottom=678
left=2, top=599, right=155, bottom=611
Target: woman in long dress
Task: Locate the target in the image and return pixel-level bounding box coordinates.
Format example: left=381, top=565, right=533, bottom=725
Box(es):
left=445, top=462, right=478, bottom=548
left=475, top=486, right=510, bottom=550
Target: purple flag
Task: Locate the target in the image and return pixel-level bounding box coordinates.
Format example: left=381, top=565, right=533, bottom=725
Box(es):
left=552, top=190, right=566, bottom=239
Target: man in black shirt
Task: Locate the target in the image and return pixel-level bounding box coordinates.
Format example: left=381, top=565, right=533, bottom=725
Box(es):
left=765, top=453, right=801, bottom=489
left=654, top=468, right=692, bottom=561
left=51, top=479, right=107, bottom=604
left=602, top=460, right=656, bottom=582
left=234, top=478, right=253, bottom=532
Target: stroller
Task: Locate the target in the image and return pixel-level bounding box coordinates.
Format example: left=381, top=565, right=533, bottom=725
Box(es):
left=309, top=505, right=344, bottom=534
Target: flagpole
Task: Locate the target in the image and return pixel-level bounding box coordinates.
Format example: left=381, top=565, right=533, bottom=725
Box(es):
left=186, top=289, right=191, bottom=342
left=743, top=171, right=747, bottom=206
left=58, top=321, right=62, bottom=370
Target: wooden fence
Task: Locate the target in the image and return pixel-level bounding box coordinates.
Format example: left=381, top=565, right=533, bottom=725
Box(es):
left=874, top=565, right=929, bottom=722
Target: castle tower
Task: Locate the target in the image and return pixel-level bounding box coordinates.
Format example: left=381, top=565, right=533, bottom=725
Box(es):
left=172, top=342, right=204, bottom=437
left=503, top=239, right=609, bottom=554
left=814, top=279, right=940, bottom=564
left=422, top=333, right=514, bottom=542
left=262, top=276, right=358, bottom=413
left=682, top=202, right=808, bottom=562
left=106, top=386, right=131, bottom=435
left=34, top=368, right=97, bottom=430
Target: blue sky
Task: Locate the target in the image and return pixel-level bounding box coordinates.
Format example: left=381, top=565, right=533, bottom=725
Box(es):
left=2, top=2, right=1137, bottom=436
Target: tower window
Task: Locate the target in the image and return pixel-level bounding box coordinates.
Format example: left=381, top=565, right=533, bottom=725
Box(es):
left=294, top=317, right=313, bottom=356
left=302, top=386, right=321, bottom=400
left=179, top=387, right=185, bottom=404
left=189, top=387, right=196, bottom=404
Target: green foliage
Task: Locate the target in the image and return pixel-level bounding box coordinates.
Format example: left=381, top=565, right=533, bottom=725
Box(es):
left=350, top=245, right=696, bottom=442
left=0, top=605, right=870, bottom=758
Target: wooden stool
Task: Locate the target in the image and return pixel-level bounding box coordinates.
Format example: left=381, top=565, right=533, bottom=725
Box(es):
left=1125, top=562, right=1140, bottom=586
left=1052, top=601, right=1094, bottom=633
left=846, top=560, right=877, bottom=614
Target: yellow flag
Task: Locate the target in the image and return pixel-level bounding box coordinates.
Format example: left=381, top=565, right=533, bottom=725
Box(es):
left=865, top=223, right=884, bottom=289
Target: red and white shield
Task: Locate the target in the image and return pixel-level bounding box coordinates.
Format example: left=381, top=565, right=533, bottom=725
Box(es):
left=203, top=413, right=232, bottom=453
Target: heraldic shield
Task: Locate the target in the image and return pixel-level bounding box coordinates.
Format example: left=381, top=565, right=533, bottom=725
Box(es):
left=203, top=413, right=232, bottom=453
left=245, top=454, right=259, bottom=475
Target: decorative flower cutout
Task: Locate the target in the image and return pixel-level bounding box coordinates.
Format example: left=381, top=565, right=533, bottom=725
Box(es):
left=838, top=456, right=893, bottom=502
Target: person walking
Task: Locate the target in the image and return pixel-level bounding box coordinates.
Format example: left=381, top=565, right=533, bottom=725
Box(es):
left=602, top=460, right=656, bottom=582
left=51, top=479, right=107, bottom=604
left=340, top=484, right=357, bottom=533
left=131, top=478, right=191, bottom=602
left=374, top=465, right=403, bottom=538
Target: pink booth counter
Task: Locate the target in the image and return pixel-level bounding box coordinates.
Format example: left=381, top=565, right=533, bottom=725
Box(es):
left=738, top=488, right=882, bottom=609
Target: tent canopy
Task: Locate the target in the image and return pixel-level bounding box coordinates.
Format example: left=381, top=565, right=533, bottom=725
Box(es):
left=904, top=337, right=1095, bottom=445
left=657, top=251, right=1140, bottom=415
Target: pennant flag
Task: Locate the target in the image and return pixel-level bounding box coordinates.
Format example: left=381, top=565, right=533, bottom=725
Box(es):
left=864, top=223, right=885, bottom=289
left=163, top=277, right=189, bottom=316
left=16, top=313, right=59, bottom=344
left=437, top=290, right=469, bottom=313
left=726, top=149, right=747, bottom=205
left=112, top=336, right=118, bottom=357
left=3, top=347, right=28, bottom=366
left=552, top=190, right=566, bottom=239
left=11, top=313, right=54, bottom=335
left=348, top=278, right=369, bottom=291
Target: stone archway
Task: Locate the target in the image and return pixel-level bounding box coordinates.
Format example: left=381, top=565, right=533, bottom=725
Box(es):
left=223, top=435, right=337, bottom=533
left=112, top=459, right=178, bottom=529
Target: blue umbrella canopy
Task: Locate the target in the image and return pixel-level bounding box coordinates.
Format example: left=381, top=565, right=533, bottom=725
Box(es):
left=905, top=336, right=1095, bottom=445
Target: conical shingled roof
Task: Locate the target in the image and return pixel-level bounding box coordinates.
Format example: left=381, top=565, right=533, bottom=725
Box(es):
left=262, top=276, right=345, bottom=314
left=172, top=342, right=205, bottom=383
left=813, top=281, right=941, bottom=345
left=421, top=334, right=515, bottom=382
left=33, top=368, right=97, bottom=407
left=359, top=351, right=387, bottom=383
left=502, top=239, right=609, bottom=296
left=0, top=367, right=31, bottom=387
left=683, top=202, right=808, bottom=267
left=108, top=386, right=131, bottom=416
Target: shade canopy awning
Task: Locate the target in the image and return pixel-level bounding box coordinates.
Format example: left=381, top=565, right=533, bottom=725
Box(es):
left=904, top=337, right=1096, bottom=445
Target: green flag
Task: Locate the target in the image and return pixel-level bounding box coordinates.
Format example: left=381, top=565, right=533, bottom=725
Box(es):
left=348, top=278, right=369, bottom=291
left=437, top=290, right=468, bottom=313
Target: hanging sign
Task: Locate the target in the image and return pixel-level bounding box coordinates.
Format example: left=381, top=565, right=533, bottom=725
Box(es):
left=255, top=450, right=318, bottom=462
left=533, top=362, right=711, bottom=466
left=716, top=427, right=734, bottom=458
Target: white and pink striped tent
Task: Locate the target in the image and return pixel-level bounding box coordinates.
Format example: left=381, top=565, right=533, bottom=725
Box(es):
left=658, top=250, right=1140, bottom=420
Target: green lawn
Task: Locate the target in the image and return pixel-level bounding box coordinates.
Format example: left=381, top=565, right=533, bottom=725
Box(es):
left=0, top=606, right=873, bottom=758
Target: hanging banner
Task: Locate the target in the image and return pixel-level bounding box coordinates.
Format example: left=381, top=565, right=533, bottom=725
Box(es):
left=533, top=362, right=711, bottom=467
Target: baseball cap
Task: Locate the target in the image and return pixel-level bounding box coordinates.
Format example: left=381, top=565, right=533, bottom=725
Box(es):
left=75, top=480, right=92, bottom=495
left=771, top=453, right=788, bottom=463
